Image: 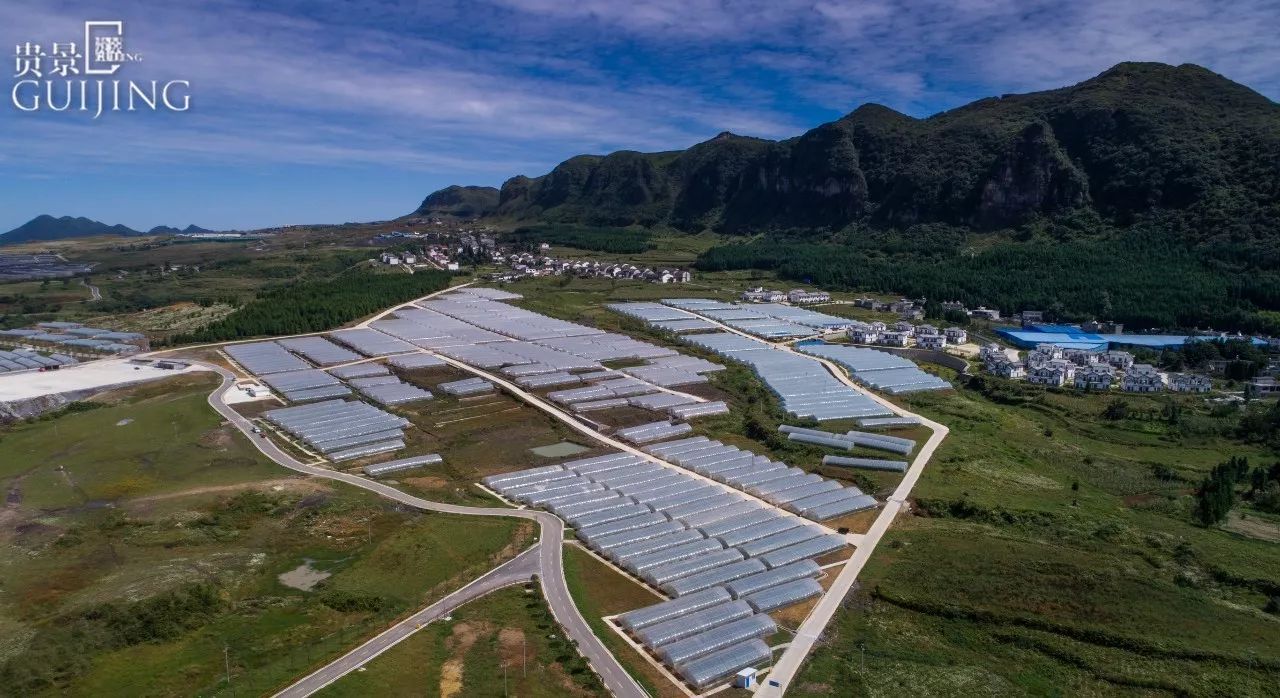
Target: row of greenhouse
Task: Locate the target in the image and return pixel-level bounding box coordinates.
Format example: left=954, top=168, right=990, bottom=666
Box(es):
left=482, top=451, right=850, bottom=690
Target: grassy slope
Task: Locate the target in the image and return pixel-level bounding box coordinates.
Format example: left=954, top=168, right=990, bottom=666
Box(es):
left=322, top=586, right=605, bottom=697
left=792, top=382, right=1280, bottom=697
left=0, top=375, right=532, bottom=696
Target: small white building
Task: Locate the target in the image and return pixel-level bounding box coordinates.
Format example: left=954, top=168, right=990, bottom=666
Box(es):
left=788, top=288, right=830, bottom=304
left=1247, top=377, right=1280, bottom=398
left=1028, top=360, right=1075, bottom=387
left=890, top=321, right=916, bottom=335
left=944, top=327, right=968, bottom=344
left=879, top=331, right=911, bottom=347
left=1074, top=364, right=1116, bottom=391
left=917, top=333, right=946, bottom=350
left=989, top=358, right=1025, bottom=379
left=1168, top=373, right=1211, bottom=393
left=1122, top=364, right=1165, bottom=393
left=1103, top=350, right=1135, bottom=370
left=848, top=327, right=880, bottom=344
left=971, top=307, right=1001, bottom=321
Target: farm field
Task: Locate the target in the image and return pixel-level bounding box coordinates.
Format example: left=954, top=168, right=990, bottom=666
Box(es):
left=0, top=376, right=532, bottom=696
left=791, top=380, right=1280, bottom=696
left=321, top=585, right=605, bottom=697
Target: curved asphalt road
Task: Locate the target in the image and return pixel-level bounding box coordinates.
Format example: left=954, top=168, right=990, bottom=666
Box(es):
left=199, top=365, right=647, bottom=698
left=275, top=544, right=542, bottom=697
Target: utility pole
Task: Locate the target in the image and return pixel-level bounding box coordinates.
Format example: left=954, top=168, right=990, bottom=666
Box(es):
left=522, top=634, right=526, bottom=678
left=859, top=643, right=865, bottom=674
left=224, top=644, right=233, bottom=695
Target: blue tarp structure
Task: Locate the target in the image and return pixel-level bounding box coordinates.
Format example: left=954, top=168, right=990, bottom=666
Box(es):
left=995, top=326, right=1265, bottom=351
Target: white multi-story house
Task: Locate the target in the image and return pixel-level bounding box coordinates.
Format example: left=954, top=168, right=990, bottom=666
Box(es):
left=980, top=343, right=1006, bottom=362
left=971, top=307, right=1001, bottom=321
left=916, top=333, right=946, bottom=350
left=1122, top=364, right=1165, bottom=392
left=1168, top=373, right=1211, bottom=393
left=1103, top=350, right=1134, bottom=370
left=1062, top=348, right=1101, bottom=366
left=890, top=321, right=916, bottom=335
left=848, top=327, right=880, bottom=344
left=916, top=324, right=939, bottom=336
left=989, top=358, right=1026, bottom=379
left=1034, top=344, right=1065, bottom=360
left=788, top=289, right=830, bottom=304
left=1028, top=360, right=1075, bottom=387
left=1074, top=364, right=1116, bottom=390
left=869, top=321, right=887, bottom=332
left=879, top=331, right=911, bottom=347
left=944, top=327, right=968, bottom=344
left=742, top=287, right=783, bottom=302
left=1247, top=377, right=1280, bottom=398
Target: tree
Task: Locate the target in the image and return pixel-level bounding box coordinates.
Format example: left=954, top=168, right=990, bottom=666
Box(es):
left=1102, top=399, right=1129, bottom=421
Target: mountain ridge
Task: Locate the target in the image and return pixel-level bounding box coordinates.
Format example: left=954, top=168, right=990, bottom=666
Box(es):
left=421, top=62, right=1278, bottom=249
left=1, top=216, right=216, bottom=244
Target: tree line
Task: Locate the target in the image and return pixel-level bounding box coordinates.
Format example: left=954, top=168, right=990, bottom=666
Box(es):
left=695, top=231, right=1280, bottom=335
left=175, top=269, right=452, bottom=343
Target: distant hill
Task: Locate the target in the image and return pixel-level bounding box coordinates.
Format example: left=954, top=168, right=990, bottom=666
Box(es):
left=410, top=185, right=500, bottom=218
left=1, top=215, right=143, bottom=244
left=147, top=224, right=216, bottom=235
left=461, top=62, right=1277, bottom=254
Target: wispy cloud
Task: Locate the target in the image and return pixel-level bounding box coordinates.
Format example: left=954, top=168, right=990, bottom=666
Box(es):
left=0, top=0, right=1275, bottom=231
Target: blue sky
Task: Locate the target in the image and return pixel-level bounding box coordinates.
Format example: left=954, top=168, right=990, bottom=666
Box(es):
left=2, top=0, right=1277, bottom=233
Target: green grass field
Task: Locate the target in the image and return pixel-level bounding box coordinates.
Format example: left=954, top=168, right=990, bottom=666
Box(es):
left=792, top=380, right=1280, bottom=697
left=0, top=375, right=533, bottom=696
left=322, top=585, right=605, bottom=697
left=561, top=545, right=685, bottom=698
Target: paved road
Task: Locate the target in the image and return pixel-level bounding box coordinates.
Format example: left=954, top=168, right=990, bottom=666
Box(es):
left=662, top=310, right=950, bottom=696
left=275, top=544, right=542, bottom=697
left=199, top=366, right=647, bottom=698
left=80, top=278, right=101, bottom=301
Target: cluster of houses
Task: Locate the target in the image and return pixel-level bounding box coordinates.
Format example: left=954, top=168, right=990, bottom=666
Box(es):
left=853, top=297, right=1003, bottom=322
left=981, top=342, right=1212, bottom=393
left=847, top=321, right=968, bottom=349
left=740, top=288, right=831, bottom=304
left=491, top=253, right=692, bottom=284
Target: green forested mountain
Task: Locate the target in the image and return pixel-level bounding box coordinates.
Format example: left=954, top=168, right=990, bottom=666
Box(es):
left=412, top=62, right=1280, bottom=332
left=1, top=215, right=143, bottom=244
left=468, top=63, right=1277, bottom=257
left=410, top=185, right=500, bottom=218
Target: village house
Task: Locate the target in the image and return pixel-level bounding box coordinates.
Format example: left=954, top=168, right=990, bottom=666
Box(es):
left=971, top=306, right=1001, bottom=321
left=1019, top=310, right=1045, bottom=326
left=848, top=327, right=880, bottom=344
left=1103, top=350, right=1135, bottom=370
left=1083, top=320, right=1124, bottom=334
left=742, top=287, right=787, bottom=303
left=916, top=324, right=939, bottom=336
left=1028, top=360, right=1075, bottom=387
left=1074, top=364, right=1116, bottom=391
left=1247, top=377, right=1280, bottom=398
left=1122, top=364, right=1165, bottom=393
left=916, top=333, right=947, bottom=350
left=1168, top=373, right=1211, bottom=393
left=989, top=358, right=1026, bottom=379
left=879, top=330, right=911, bottom=347
left=1062, top=348, right=1101, bottom=366
left=788, top=289, right=831, bottom=304
left=944, top=327, right=968, bottom=344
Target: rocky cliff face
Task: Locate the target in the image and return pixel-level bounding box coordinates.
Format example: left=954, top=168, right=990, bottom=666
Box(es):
left=454, top=62, right=1279, bottom=238
left=411, top=185, right=500, bottom=218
